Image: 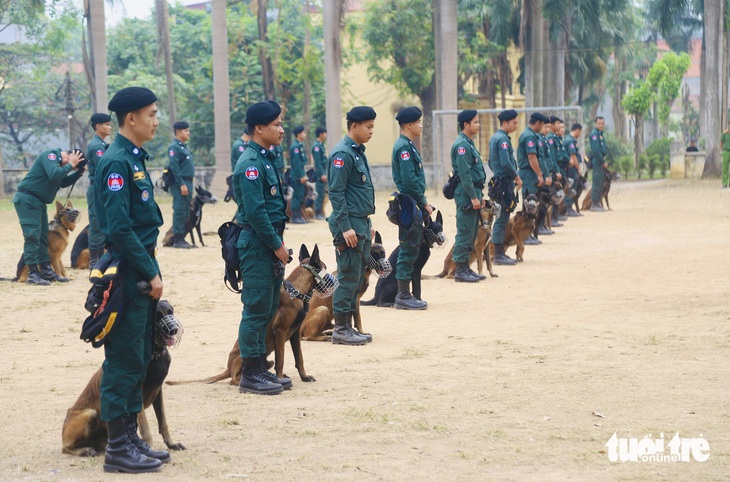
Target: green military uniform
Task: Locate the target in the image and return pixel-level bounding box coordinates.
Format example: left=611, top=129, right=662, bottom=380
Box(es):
left=312, top=139, right=327, bottom=214
left=721, top=131, right=730, bottom=187
left=546, top=132, right=563, bottom=178
left=518, top=127, right=541, bottom=197
left=271, top=144, right=285, bottom=179
left=231, top=138, right=248, bottom=173
left=234, top=141, right=288, bottom=359
left=289, top=139, right=307, bottom=213
left=86, top=134, right=109, bottom=255
left=451, top=132, right=486, bottom=264
left=328, top=135, right=375, bottom=315
left=589, top=127, right=607, bottom=204
left=392, top=133, right=427, bottom=281
left=94, top=134, right=163, bottom=422
left=488, top=129, right=517, bottom=245
left=13, top=148, right=83, bottom=267
left=537, top=134, right=552, bottom=180
left=167, top=139, right=195, bottom=235
left=564, top=134, right=581, bottom=207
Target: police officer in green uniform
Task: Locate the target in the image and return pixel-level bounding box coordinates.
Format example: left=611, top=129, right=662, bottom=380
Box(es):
left=328, top=106, right=377, bottom=345
left=543, top=119, right=563, bottom=229
left=537, top=121, right=555, bottom=236
left=231, top=127, right=250, bottom=173
left=721, top=127, right=730, bottom=188
left=289, top=125, right=309, bottom=224
left=563, top=123, right=583, bottom=217
left=518, top=113, right=549, bottom=245
left=451, top=109, right=487, bottom=283
left=167, top=121, right=195, bottom=248
left=95, top=87, right=169, bottom=473
left=392, top=106, right=432, bottom=309
left=86, top=113, right=112, bottom=269
left=235, top=100, right=292, bottom=395
left=312, top=126, right=328, bottom=220
left=589, top=116, right=608, bottom=211
left=488, top=109, right=522, bottom=266
left=13, top=149, right=85, bottom=285
left=272, top=144, right=286, bottom=179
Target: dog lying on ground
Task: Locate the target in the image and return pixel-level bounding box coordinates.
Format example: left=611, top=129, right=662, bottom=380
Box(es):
left=581, top=166, right=618, bottom=211
left=162, top=186, right=218, bottom=247
left=489, top=194, right=538, bottom=262
left=70, top=224, right=90, bottom=269
left=361, top=212, right=446, bottom=307
left=300, top=233, right=387, bottom=341
left=62, top=300, right=185, bottom=456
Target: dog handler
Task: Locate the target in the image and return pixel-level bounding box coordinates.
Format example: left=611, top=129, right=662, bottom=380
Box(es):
left=312, top=126, right=328, bottom=220
left=13, top=148, right=85, bottom=285
left=95, top=86, right=169, bottom=473
left=328, top=106, right=377, bottom=345
left=391, top=106, right=431, bottom=309
left=86, top=113, right=112, bottom=269
left=589, top=116, right=608, bottom=211
left=234, top=100, right=292, bottom=395
left=450, top=109, right=487, bottom=283
left=168, top=120, right=196, bottom=248
left=518, top=112, right=549, bottom=244
left=563, top=123, right=583, bottom=216
left=289, top=125, right=309, bottom=224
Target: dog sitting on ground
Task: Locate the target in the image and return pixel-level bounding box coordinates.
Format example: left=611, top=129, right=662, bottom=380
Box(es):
left=62, top=300, right=185, bottom=456
left=162, top=186, right=218, bottom=247
left=361, top=212, right=446, bottom=308
left=581, top=166, right=618, bottom=211
left=300, top=233, right=387, bottom=341
left=70, top=224, right=90, bottom=269
left=490, top=194, right=538, bottom=262
left=569, top=174, right=589, bottom=214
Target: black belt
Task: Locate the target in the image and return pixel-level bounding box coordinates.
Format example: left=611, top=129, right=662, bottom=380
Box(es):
left=17, top=188, right=46, bottom=203
left=108, top=243, right=157, bottom=258
left=474, top=182, right=485, bottom=189
left=241, top=222, right=286, bottom=236
left=183, top=176, right=194, bottom=181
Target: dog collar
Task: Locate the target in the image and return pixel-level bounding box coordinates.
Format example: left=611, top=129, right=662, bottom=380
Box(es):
left=283, top=280, right=311, bottom=304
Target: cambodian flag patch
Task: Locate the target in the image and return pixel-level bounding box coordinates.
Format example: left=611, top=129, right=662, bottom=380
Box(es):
left=500, top=142, right=509, bottom=150
left=457, top=146, right=466, bottom=155
left=238, top=146, right=244, bottom=152
left=400, top=151, right=411, bottom=161
left=548, top=139, right=554, bottom=144
left=169, top=150, right=175, bottom=156
left=591, top=135, right=597, bottom=140
left=527, top=140, right=535, bottom=148
left=245, top=166, right=259, bottom=180
left=333, top=158, right=344, bottom=168
left=570, top=143, right=575, bottom=149
left=314, top=146, right=320, bottom=152
left=294, top=148, right=300, bottom=154
left=96, top=149, right=104, bottom=158
left=48, top=153, right=57, bottom=161
left=107, top=173, right=124, bottom=191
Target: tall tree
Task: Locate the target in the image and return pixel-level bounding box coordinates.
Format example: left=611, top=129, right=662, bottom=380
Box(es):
left=211, top=0, right=231, bottom=178
left=323, top=0, right=344, bottom=151
left=703, top=0, right=724, bottom=177
left=255, top=0, right=276, bottom=99
left=156, top=0, right=176, bottom=125
left=85, top=0, right=108, bottom=112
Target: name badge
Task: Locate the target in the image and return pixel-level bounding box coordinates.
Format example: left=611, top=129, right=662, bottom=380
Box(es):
left=133, top=172, right=146, bottom=181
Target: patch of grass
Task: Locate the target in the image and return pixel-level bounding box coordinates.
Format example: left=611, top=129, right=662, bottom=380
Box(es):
left=409, top=404, right=426, bottom=412
left=644, top=334, right=659, bottom=345
left=19, top=328, right=29, bottom=333
left=220, top=418, right=239, bottom=426
left=398, top=348, right=425, bottom=359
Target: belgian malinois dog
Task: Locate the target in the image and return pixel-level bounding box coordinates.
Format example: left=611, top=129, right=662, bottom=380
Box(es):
left=490, top=194, right=538, bottom=262
left=162, top=186, right=218, bottom=247
left=581, top=166, right=618, bottom=211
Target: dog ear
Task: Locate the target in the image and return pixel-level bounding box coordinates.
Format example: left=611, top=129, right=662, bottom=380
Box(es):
left=299, top=244, right=309, bottom=262
left=66, top=200, right=73, bottom=208
left=56, top=200, right=63, bottom=211
left=436, top=211, right=443, bottom=225
left=374, top=231, right=382, bottom=245
left=311, top=244, right=320, bottom=264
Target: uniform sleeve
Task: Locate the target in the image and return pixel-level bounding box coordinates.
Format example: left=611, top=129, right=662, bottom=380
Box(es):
left=60, top=168, right=84, bottom=188
left=455, top=144, right=477, bottom=200
left=395, top=146, right=428, bottom=207
left=498, top=140, right=517, bottom=178
left=41, top=156, right=74, bottom=183
left=327, top=153, right=354, bottom=233
left=168, top=145, right=184, bottom=185
left=230, top=143, right=239, bottom=169
left=312, top=145, right=324, bottom=177
left=235, top=162, right=282, bottom=251
left=590, top=133, right=604, bottom=162
left=97, top=160, right=158, bottom=280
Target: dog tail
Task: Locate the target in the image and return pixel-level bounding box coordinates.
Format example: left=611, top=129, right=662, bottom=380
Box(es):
left=165, top=369, right=231, bottom=385
left=360, top=297, right=376, bottom=306
left=0, top=276, right=19, bottom=282
left=421, top=272, right=446, bottom=280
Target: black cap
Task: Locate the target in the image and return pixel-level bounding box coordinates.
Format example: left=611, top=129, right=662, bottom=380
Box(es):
left=292, top=125, right=305, bottom=135
left=497, top=109, right=518, bottom=122
left=549, top=115, right=560, bottom=124
left=396, top=106, right=422, bottom=124
left=173, top=121, right=189, bottom=130
left=315, top=126, right=327, bottom=137
left=458, top=109, right=478, bottom=125
left=108, top=87, right=158, bottom=114
left=346, top=106, right=377, bottom=122
left=529, top=112, right=550, bottom=124
left=90, top=113, right=111, bottom=126
left=245, top=100, right=282, bottom=125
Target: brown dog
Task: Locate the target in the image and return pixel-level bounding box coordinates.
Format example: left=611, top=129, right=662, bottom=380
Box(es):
left=434, top=203, right=498, bottom=279
left=581, top=167, right=617, bottom=211
left=300, top=232, right=387, bottom=341
left=62, top=300, right=185, bottom=456
left=492, top=194, right=538, bottom=262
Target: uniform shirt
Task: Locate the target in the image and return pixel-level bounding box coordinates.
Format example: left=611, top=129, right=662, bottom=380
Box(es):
left=289, top=140, right=307, bottom=180
left=231, top=138, right=248, bottom=172
left=86, top=134, right=109, bottom=182
left=488, top=129, right=517, bottom=179
left=327, top=135, right=376, bottom=233
left=555, top=134, right=569, bottom=168
left=94, top=134, right=163, bottom=280
left=271, top=145, right=285, bottom=174
left=167, top=139, right=195, bottom=185
left=18, top=148, right=83, bottom=204
left=589, top=128, right=608, bottom=163
left=721, top=131, right=730, bottom=151
left=234, top=141, right=288, bottom=251
left=537, top=134, right=551, bottom=177
left=312, top=140, right=327, bottom=180
left=392, top=134, right=427, bottom=207
left=564, top=134, right=581, bottom=164
left=450, top=131, right=487, bottom=200
left=517, top=126, right=540, bottom=174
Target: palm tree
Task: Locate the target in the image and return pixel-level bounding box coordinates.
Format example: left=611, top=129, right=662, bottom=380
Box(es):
left=323, top=0, right=345, bottom=151
left=211, top=0, right=231, bottom=178
left=703, top=0, right=724, bottom=177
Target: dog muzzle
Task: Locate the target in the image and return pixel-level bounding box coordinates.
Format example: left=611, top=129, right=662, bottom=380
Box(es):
left=424, top=228, right=447, bottom=249
left=63, top=209, right=80, bottom=223
left=155, top=313, right=183, bottom=348
left=565, top=177, right=574, bottom=189
left=491, top=201, right=502, bottom=221
left=367, top=255, right=393, bottom=278
left=524, top=200, right=538, bottom=217
left=552, top=189, right=565, bottom=203
left=313, top=270, right=339, bottom=297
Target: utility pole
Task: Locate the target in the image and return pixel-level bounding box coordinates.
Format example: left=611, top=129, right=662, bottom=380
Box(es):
left=64, top=71, right=76, bottom=149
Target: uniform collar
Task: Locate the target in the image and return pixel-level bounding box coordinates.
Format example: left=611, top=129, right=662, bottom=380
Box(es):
left=115, top=133, right=148, bottom=161
left=250, top=140, right=274, bottom=159
left=527, top=127, right=538, bottom=136
left=94, top=134, right=108, bottom=147
left=176, top=139, right=187, bottom=148
left=458, top=131, right=475, bottom=145
left=497, top=128, right=510, bottom=139
left=345, top=135, right=365, bottom=153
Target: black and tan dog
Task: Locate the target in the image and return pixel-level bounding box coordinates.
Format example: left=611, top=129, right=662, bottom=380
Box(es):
left=162, top=186, right=218, bottom=247
left=70, top=224, right=91, bottom=269
left=62, top=300, right=185, bottom=457
left=490, top=194, right=538, bottom=262
left=581, top=166, right=618, bottom=211
left=361, top=212, right=446, bottom=307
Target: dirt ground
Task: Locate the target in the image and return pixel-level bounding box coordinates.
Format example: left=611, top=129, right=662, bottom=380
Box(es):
left=0, top=179, right=729, bottom=481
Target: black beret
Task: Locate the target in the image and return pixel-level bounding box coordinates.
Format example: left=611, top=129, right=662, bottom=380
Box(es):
left=173, top=121, right=189, bottom=130
left=396, top=106, right=422, bottom=124
left=529, top=112, right=550, bottom=123
left=315, top=126, right=327, bottom=137
left=292, top=125, right=305, bottom=135
left=90, top=113, right=111, bottom=126
left=346, top=106, right=377, bottom=122
left=497, top=109, right=518, bottom=122
left=245, top=100, right=281, bottom=125
left=108, top=87, right=158, bottom=113
left=458, top=109, right=478, bottom=124
left=549, top=115, right=560, bottom=124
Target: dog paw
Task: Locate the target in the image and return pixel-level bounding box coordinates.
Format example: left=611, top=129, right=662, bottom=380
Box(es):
left=79, top=448, right=98, bottom=457
left=167, top=442, right=187, bottom=451
left=301, top=375, right=316, bottom=382
left=490, top=273, right=499, bottom=278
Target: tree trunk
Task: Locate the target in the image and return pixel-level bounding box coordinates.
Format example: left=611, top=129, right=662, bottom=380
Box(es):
left=612, top=49, right=627, bottom=142
left=156, top=0, right=176, bottom=125
left=256, top=0, right=276, bottom=100
left=433, top=0, right=457, bottom=185
left=323, top=0, right=344, bottom=151
left=634, top=113, right=644, bottom=171
left=703, top=0, right=724, bottom=177
left=302, top=0, right=311, bottom=156
left=89, top=0, right=107, bottom=112
left=525, top=0, right=544, bottom=107
left=211, top=0, right=231, bottom=182
left=699, top=39, right=706, bottom=139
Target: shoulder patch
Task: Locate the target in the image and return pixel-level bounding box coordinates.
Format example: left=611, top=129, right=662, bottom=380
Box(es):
left=500, top=142, right=509, bottom=150
left=548, top=138, right=554, bottom=144
left=333, top=157, right=345, bottom=168
left=591, top=135, right=597, bottom=140
left=107, top=173, right=124, bottom=191
left=570, top=143, right=575, bottom=149
left=169, top=150, right=175, bottom=156
left=527, top=140, right=535, bottom=148
left=238, top=146, right=244, bottom=152
left=314, top=146, right=320, bottom=152
left=457, top=146, right=466, bottom=155
left=400, top=150, right=411, bottom=161
left=48, top=153, right=57, bottom=161
left=294, top=148, right=300, bottom=154
left=95, top=149, right=104, bottom=158
left=245, top=166, right=259, bottom=180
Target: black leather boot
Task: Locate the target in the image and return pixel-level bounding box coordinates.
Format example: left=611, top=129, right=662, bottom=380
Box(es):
left=291, top=211, right=307, bottom=224
left=26, top=265, right=50, bottom=285
left=124, top=414, right=171, bottom=463
left=524, top=235, right=541, bottom=246
left=256, top=355, right=292, bottom=390
left=39, top=263, right=69, bottom=282
left=172, top=234, right=195, bottom=249
left=467, top=267, right=487, bottom=280
left=103, top=417, right=162, bottom=473
left=332, top=312, right=368, bottom=345
left=238, top=357, right=283, bottom=395
left=394, top=280, right=428, bottom=310
left=455, top=263, right=480, bottom=283
left=315, top=210, right=326, bottom=220
left=350, top=312, right=373, bottom=343
left=493, top=244, right=517, bottom=265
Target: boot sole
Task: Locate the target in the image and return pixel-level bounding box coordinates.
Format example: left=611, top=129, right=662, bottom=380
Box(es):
left=455, top=278, right=480, bottom=283
left=238, top=386, right=283, bottom=395
left=103, top=463, right=162, bottom=474
left=394, top=302, right=428, bottom=310
left=494, top=261, right=516, bottom=266
left=332, top=339, right=367, bottom=346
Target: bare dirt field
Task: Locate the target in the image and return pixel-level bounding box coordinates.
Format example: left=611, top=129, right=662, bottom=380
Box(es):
left=0, top=179, right=729, bottom=481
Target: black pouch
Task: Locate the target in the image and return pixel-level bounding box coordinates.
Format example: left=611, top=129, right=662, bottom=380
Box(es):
left=386, top=191, right=401, bottom=225
left=80, top=258, right=124, bottom=348
left=224, top=175, right=235, bottom=203
left=442, top=171, right=460, bottom=200
left=155, top=166, right=173, bottom=192
left=218, top=221, right=243, bottom=293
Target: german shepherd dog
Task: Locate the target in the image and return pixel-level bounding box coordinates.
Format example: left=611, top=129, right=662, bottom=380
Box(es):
left=491, top=194, right=538, bottom=262
left=581, top=166, right=618, bottom=211
left=361, top=212, right=446, bottom=307
left=10, top=200, right=79, bottom=282
left=169, top=244, right=333, bottom=386
left=62, top=300, right=185, bottom=456
left=162, top=186, right=218, bottom=247
left=300, top=233, right=387, bottom=342
left=70, top=224, right=90, bottom=269
left=432, top=202, right=499, bottom=279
